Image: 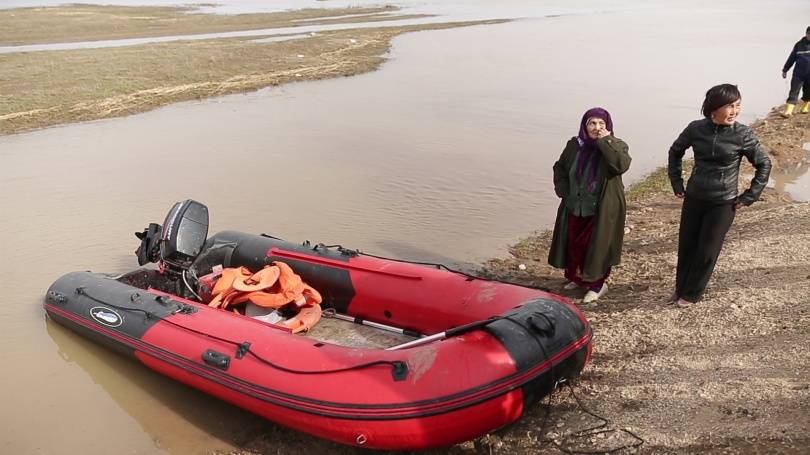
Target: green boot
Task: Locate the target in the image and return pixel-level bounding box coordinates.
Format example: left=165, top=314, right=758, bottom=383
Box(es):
left=801, top=101, right=810, bottom=114
left=781, top=103, right=796, bottom=118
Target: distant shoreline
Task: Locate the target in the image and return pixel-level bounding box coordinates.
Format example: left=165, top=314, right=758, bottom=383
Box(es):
left=0, top=4, right=502, bottom=135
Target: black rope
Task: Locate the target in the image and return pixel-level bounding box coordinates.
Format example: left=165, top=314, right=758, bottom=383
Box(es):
left=75, top=287, right=406, bottom=378
left=538, top=382, right=645, bottom=454
left=245, top=350, right=405, bottom=376
left=75, top=287, right=160, bottom=320
left=306, top=243, right=552, bottom=292
left=499, top=312, right=643, bottom=454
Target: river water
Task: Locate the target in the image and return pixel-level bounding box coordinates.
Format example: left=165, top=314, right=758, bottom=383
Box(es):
left=1, top=1, right=808, bottom=454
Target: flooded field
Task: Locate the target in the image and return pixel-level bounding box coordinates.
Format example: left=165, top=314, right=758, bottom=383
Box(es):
left=1, top=1, right=808, bottom=453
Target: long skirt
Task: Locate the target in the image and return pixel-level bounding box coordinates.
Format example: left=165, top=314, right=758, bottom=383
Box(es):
left=564, top=214, right=610, bottom=291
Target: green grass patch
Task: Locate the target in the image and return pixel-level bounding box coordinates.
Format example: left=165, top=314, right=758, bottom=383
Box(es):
left=626, top=160, right=693, bottom=203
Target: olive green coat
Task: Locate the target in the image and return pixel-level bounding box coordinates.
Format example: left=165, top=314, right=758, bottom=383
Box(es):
left=548, top=136, right=631, bottom=281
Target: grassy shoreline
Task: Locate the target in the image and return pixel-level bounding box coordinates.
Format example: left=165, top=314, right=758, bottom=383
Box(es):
left=0, top=5, right=422, bottom=46
left=0, top=4, right=502, bottom=135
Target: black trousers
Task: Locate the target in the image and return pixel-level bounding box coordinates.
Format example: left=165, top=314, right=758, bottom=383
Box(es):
left=675, top=196, right=736, bottom=302
left=787, top=74, right=810, bottom=103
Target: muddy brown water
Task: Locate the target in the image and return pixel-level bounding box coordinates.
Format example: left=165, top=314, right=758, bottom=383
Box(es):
left=1, top=1, right=809, bottom=453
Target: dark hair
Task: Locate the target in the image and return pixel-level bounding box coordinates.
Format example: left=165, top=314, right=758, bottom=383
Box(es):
left=701, top=84, right=741, bottom=118
left=806, top=25, right=810, bottom=33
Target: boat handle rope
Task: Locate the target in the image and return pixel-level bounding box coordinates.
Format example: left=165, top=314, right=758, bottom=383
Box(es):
left=261, top=234, right=552, bottom=292
left=72, top=287, right=410, bottom=381
left=74, top=286, right=195, bottom=318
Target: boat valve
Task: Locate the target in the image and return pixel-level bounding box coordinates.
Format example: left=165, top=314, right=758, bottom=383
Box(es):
left=390, top=361, right=409, bottom=381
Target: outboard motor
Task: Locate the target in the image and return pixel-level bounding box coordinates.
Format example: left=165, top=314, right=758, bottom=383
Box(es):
left=159, top=199, right=209, bottom=272
left=134, top=199, right=209, bottom=273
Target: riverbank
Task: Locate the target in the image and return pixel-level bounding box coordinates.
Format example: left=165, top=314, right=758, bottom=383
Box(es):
left=0, top=5, right=500, bottom=135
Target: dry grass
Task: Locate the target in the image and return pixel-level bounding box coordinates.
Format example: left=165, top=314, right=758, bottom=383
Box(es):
left=0, top=4, right=423, bottom=46
left=0, top=19, right=503, bottom=135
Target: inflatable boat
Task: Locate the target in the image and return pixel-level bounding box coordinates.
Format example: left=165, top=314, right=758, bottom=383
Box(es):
left=44, top=200, right=592, bottom=450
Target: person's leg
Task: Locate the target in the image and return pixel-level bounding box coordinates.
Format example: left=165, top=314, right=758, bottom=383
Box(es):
left=675, top=197, right=704, bottom=299
left=581, top=266, right=611, bottom=303
left=788, top=75, right=803, bottom=103
left=800, top=76, right=810, bottom=113
left=583, top=266, right=610, bottom=291
left=678, top=202, right=736, bottom=302
left=568, top=215, right=606, bottom=303
left=782, top=75, right=804, bottom=117
left=564, top=215, right=591, bottom=286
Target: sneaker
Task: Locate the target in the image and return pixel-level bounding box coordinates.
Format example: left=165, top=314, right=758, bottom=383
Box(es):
left=582, top=283, right=607, bottom=303
left=675, top=298, right=694, bottom=308
left=563, top=281, right=580, bottom=290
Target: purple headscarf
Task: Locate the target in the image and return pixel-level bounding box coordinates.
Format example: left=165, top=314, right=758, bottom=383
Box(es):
left=575, top=107, right=614, bottom=187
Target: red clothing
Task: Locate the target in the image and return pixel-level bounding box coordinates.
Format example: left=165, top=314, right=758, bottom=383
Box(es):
left=564, top=214, right=610, bottom=291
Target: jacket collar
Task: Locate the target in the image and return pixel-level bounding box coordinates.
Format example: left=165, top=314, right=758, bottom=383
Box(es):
left=703, top=117, right=735, bottom=131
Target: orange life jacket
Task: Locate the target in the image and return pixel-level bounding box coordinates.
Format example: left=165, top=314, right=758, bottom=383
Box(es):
left=207, top=262, right=322, bottom=333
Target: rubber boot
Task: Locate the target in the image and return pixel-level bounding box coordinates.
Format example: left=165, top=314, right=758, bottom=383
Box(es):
left=780, top=103, right=795, bottom=118
left=801, top=101, right=810, bottom=114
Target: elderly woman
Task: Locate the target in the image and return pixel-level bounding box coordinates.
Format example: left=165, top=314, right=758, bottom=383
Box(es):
left=668, top=84, right=771, bottom=307
left=548, top=107, right=631, bottom=303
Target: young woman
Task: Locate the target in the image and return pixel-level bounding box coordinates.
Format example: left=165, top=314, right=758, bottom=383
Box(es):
left=668, top=84, right=772, bottom=307
left=548, top=107, right=631, bottom=303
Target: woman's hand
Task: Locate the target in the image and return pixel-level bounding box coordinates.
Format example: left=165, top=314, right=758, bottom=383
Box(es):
left=597, top=129, right=612, bottom=139
left=675, top=192, right=685, bottom=199
left=734, top=201, right=745, bottom=210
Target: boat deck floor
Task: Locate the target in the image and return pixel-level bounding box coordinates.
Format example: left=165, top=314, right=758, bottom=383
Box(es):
left=303, top=316, right=413, bottom=349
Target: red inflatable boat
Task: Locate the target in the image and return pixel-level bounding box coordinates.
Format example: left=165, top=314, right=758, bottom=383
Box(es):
left=44, top=200, right=592, bottom=450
